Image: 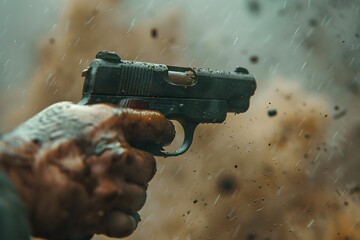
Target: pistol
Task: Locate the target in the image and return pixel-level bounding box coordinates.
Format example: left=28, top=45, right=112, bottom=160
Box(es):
left=79, top=51, right=256, bottom=157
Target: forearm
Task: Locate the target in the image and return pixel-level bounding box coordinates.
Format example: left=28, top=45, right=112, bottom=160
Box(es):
left=0, top=135, right=31, bottom=238
left=0, top=170, right=31, bottom=239
left=0, top=133, right=36, bottom=232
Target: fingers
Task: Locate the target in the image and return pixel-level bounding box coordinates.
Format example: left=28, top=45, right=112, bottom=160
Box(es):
left=76, top=211, right=138, bottom=239
left=90, top=183, right=145, bottom=238
left=94, top=179, right=147, bottom=213
left=122, top=148, right=157, bottom=185
left=75, top=179, right=145, bottom=238
left=91, top=147, right=155, bottom=213
left=89, top=105, right=175, bottom=147
left=36, top=103, right=165, bottom=239
left=90, top=146, right=156, bottom=186
left=101, top=211, right=138, bottom=238
left=113, top=182, right=147, bottom=213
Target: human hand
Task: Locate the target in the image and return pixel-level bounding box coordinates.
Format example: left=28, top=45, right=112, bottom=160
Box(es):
left=0, top=102, right=174, bottom=239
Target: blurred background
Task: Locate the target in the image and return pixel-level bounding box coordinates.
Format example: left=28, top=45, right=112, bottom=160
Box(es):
left=1, top=0, right=360, bottom=239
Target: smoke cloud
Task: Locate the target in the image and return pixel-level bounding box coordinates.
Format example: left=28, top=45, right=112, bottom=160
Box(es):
left=0, top=0, right=359, bottom=239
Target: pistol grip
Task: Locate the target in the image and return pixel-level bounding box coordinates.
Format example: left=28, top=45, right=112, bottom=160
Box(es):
left=152, top=120, right=198, bottom=157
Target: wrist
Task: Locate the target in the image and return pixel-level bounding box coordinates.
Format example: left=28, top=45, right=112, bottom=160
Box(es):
left=0, top=133, right=15, bottom=169
left=0, top=133, right=29, bottom=170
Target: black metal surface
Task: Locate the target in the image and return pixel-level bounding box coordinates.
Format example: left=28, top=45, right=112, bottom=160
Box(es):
left=79, top=51, right=257, bottom=156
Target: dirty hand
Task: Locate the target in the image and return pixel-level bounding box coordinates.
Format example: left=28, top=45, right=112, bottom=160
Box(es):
left=0, top=102, right=175, bottom=239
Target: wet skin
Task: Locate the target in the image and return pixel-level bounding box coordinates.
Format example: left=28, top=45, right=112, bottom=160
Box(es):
left=0, top=102, right=175, bottom=239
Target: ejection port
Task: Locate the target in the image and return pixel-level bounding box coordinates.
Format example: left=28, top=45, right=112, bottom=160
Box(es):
left=168, top=69, right=197, bottom=86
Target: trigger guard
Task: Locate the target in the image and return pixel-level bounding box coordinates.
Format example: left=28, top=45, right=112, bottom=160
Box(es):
left=153, top=121, right=198, bottom=157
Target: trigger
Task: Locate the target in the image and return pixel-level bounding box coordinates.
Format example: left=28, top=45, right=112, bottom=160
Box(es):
left=154, top=121, right=198, bottom=157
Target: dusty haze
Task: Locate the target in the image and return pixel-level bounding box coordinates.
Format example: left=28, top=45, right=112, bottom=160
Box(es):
left=0, top=0, right=359, bottom=239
